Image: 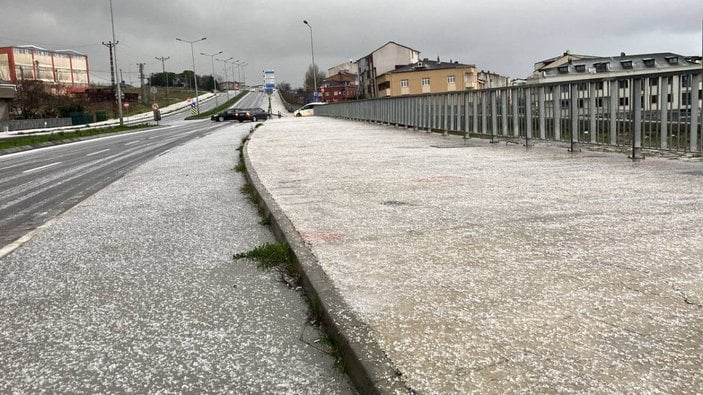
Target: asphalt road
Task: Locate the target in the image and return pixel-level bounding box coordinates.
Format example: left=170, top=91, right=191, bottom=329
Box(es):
left=0, top=119, right=226, bottom=253
left=0, top=106, right=351, bottom=393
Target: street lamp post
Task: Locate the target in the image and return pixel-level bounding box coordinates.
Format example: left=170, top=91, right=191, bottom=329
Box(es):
left=234, top=60, right=242, bottom=87
left=201, top=50, right=223, bottom=107
left=303, top=20, right=317, bottom=101
left=235, top=61, right=248, bottom=89
left=176, top=36, right=206, bottom=114
left=216, top=56, right=233, bottom=101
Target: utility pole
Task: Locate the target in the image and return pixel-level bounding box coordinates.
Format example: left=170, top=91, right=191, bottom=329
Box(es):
left=109, top=0, right=123, bottom=125
left=155, top=56, right=170, bottom=99
left=137, top=62, right=146, bottom=104
left=102, top=40, right=118, bottom=117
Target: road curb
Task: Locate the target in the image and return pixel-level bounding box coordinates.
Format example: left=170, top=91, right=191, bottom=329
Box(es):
left=242, top=132, right=414, bottom=395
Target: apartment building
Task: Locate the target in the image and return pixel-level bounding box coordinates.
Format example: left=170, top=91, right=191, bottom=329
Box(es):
left=528, top=51, right=702, bottom=111
left=357, top=41, right=420, bottom=98
left=319, top=71, right=358, bottom=102
left=376, top=58, right=478, bottom=96
left=0, top=45, right=90, bottom=88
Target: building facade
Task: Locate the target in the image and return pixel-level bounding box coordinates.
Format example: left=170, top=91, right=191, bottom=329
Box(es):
left=319, top=71, right=357, bottom=102
left=376, top=59, right=478, bottom=96
left=328, top=61, right=358, bottom=78
left=528, top=51, right=702, bottom=112
left=357, top=41, right=420, bottom=99
left=0, top=45, right=90, bottom=88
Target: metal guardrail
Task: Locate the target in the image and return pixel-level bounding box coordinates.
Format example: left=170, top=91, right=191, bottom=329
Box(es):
left=0, top=117, right=73, bottom=132
left=316, top=68, right=703, bottom=155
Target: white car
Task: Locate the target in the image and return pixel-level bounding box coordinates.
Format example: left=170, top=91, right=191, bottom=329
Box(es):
left=293, top=102, right=326, bottom=117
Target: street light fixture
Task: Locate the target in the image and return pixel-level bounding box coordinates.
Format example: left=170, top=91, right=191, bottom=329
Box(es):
left=201, top=50, right=223, bottom=107
left=303, top=20, right=317, bottom=101
left=176, top=36, right=206, bottom=114
left=216, top=56, right=234, bottom=101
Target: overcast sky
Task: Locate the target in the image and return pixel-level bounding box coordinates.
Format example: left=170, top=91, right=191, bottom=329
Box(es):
left=1, top=0, right=701, bottom=88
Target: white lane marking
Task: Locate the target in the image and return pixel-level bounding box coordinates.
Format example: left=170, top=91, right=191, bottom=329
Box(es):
left=22, top=162, right=62, bottom=173
left=123, top=140, right=141, bottom=146
left=0, top=217, right=58, bottom=259
left=86, top=148, right=110, bottom=156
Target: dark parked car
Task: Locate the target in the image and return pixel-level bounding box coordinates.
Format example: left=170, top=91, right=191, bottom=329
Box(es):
left=234, top=107, right=269, bottom=122
left=210, top=108, right=241, bottom=122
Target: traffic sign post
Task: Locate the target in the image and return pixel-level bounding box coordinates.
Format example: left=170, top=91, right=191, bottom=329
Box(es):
left=152, top=103, right=161, bottom=123
left=263, top=69, right=275, bottom=114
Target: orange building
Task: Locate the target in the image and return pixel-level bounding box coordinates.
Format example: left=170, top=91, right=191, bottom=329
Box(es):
left=0, top=45, right=90, bottom=88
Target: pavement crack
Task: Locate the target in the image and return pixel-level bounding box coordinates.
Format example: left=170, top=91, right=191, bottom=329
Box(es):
left=667, top=281, right=702, bottom=308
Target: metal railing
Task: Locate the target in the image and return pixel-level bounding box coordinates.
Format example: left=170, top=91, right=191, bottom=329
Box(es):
left=0, top=117, right=72, bottom=132
left=316, top=68, right=703, bottom=155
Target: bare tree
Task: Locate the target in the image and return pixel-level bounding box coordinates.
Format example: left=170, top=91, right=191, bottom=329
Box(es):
left=12, top=80, right=50, bottom=119
left=304, top=64, right=326, bottom=95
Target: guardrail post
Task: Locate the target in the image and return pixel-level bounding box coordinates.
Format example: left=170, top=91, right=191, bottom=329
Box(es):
left=690, top=73, right=701, bottom=153
left=553, top=86, right=561, bottom=140
left=525, top=88, right=533, bottom=146
left=631, top=78, right=644, bottom=159
left=660, top=76, right=669, bottom=149
left=538, top=86, right=546, bottom=140
left=443, top=94, right=449, bottom=136
left=481, top=92, right=488, bottom=138
left=472, top=93, right=478, bottom=135
left=569, top=83, right=580, bottom=152
left=501, top=91, right=509, bottom=136
left=589, top=82, right=597, bottom=144
left=512, top=89, right=519, bottom=138
left=490, top=90, right=498, bottom=142
left=463, top=93, right=470, bottom=139
left=609, top=80, right=618, bottom=145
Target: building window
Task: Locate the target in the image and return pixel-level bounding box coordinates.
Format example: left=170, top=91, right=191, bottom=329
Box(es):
left=681, top=92, right=691, bottom=106
left=447, top=75, right=456, bottom=84
left=651, top=95, right=658, bottom=104
left=620, top=60, right=633, bottom=69
left=574, top=64, right=586, bottom=72
left=594, top=62, right=609, bottom=73
left=422, top=77, right=430, bottom=86
left=400, top=79, right=408, bottom=88
left=557, top=65, right=569, bottom=74
left=643, top=58, right=655, bottom=67
left=595, top=81, right=604, bottom=90
left=619, top=97, right=629, bottom=106
left=649, top=78, right=658, bottom=86
left=560, top=99, right=570, bottom=109
left=618, top=80, right=629, bottom=89
left=682, top=75, right=691, bottom=87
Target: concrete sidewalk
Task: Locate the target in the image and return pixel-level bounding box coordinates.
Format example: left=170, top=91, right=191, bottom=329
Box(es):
left=245, top=116, right=703, bottom=393
left=0, top=122, right=352, bottom=393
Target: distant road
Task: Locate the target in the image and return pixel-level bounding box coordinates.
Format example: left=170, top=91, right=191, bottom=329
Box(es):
left=0, top=90, right=267, bottom=252
left=0, top=120, right=224, bottom=251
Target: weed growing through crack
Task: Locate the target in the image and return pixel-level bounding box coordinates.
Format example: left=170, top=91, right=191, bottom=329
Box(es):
left=240, top=182, right=258, bottom=205
left=233, top=242, right=292, bottom=269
